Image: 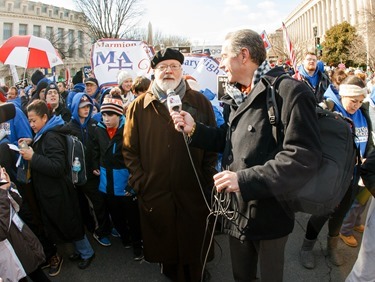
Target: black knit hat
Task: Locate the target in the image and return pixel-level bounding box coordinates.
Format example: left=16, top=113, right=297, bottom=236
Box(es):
left=31, top=70, right=45, bottom=85
left=151, top=48, right=184, bottom=69
left=45, top=82, right=58, bottom=93
left=34, top=81, right=49, bottom=97
left=72, top=70, right=83, bottom=85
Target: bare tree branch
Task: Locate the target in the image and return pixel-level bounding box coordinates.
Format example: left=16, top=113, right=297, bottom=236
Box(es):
left=73, top=0, right=143, bottom=40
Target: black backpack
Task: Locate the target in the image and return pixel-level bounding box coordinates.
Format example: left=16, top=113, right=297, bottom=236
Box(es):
left=59, top=133, right=87, bottom=186
left=263, top=74, right=359, bottom=216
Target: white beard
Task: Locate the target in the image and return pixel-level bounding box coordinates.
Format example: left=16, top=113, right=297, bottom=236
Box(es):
left=157, top=79, right=180, bottom=92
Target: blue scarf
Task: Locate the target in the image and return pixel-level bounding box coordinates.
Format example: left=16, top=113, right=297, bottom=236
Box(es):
left=298, top=64, right=319, bottom=88
left=324, top=90, right=368, bottom=157
left=33, top=115, right=65, bottom=143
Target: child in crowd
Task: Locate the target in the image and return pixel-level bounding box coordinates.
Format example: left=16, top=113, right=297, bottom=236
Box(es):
left=65, top=93, right=112, bottom=247
left=92, top=94, right=143, bottom=261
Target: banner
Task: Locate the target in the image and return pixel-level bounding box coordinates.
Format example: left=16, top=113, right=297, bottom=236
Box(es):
left=260, top=30, right=272, bottom=51
left=91, top=40, right=225, bottom=93
left=9, top=65, right=19, bottom=83
left=91, top=39, right=154, bottom=87
left=182, top=54, right=226, bottom=93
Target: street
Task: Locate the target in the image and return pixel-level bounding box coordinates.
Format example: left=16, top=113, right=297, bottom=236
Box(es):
left=47, top=211, right=365, bottom=282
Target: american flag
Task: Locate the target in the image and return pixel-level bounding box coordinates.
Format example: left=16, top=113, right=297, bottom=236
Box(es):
left=282, top=22, right=300, bottom=79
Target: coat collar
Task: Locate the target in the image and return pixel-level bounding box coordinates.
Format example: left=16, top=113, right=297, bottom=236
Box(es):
left=228, top=67, right=286, bottom=123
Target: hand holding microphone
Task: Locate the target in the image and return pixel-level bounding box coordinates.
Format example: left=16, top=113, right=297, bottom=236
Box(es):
left=167, top=89, right=195, bottom=134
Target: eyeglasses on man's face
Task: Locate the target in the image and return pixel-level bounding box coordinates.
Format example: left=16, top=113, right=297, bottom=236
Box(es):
left=155, top=64, right=182, bottom=72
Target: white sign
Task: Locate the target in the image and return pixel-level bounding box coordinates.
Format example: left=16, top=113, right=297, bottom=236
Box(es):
left=182, top=54, right=226, bottom=93
left=9, top=65, right=19, bottom=83
left=91, top=39, right=154, bottom=87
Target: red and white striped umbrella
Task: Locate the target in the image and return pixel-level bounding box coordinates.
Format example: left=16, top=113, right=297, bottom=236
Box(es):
left=0, top=35, right=63, bottom=69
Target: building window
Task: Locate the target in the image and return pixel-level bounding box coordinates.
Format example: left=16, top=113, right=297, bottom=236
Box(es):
left=3, top=23, right=13, bottom=40
left=68, top=29, right=75, bottom=57
left=7, top=2, right=12, bottom=11
left=58, top=28, right=65, bottom=50
left=78, top=32, right=84, bottom=57
left=48, top=10, right=52, bottom=17
left=46, top=26, right=53, bottom=39
left=19, top=24, right=27, bottom=35
left=78, top=30, right=83, bottom=44
left=33, top=25, right=41, bottom=37
left=42, top=6, right=47, bottom=13
left=58, top=28, right=64, bottom=40
left=78, top=31, right=84, bottom=57
left=36, top=7, right=40, bottom=15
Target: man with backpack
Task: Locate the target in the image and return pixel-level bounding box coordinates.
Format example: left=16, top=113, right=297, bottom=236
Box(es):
left=171, top=29, right=322, bottom=282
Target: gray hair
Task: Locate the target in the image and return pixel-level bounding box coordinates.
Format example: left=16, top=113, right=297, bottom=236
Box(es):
left=224, top=29, right=266, bottom=66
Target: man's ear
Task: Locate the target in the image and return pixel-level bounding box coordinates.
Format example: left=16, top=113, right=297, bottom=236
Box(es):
left=241, top=48, right=250, bottom=62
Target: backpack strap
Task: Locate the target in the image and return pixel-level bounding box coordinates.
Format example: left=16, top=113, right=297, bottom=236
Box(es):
left=262, top=73, right=289, bottom=144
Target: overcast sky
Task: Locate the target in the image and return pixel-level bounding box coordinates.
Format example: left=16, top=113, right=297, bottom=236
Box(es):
left=39, top=0, right=302, bottom=45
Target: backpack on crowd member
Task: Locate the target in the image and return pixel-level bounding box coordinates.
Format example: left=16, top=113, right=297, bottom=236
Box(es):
left=263, top=74, right=359, bottom=216
left=59, top=133, right=87, bottom=186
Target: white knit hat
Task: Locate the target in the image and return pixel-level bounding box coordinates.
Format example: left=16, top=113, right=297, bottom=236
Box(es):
left=117, top=70, right=136, bottom=86
left=339, top=84, right=367, bottom=97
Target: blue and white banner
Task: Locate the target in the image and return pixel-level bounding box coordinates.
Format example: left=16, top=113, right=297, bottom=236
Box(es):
left=91, top=40, right=225, bottom=93
left=91, top=39, right=154, bottom=87
left=182, top=54, right=226, bottom=93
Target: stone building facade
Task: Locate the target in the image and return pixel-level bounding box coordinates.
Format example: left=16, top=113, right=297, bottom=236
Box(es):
left=0, top=0, right=91, bottom=85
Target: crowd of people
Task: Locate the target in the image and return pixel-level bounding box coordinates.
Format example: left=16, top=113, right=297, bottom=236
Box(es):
left=1, top=28, right=375, bottom=282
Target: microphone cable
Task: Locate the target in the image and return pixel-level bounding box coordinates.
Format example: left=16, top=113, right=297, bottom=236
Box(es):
left=181, top=130, right=211, bottom=211
left=179, top=128, right=249, bottom=281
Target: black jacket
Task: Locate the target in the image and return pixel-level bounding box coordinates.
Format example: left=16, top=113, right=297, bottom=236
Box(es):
left=30, top=126, right=84, bottom=242
left=191, top=67, right=322, bottom=240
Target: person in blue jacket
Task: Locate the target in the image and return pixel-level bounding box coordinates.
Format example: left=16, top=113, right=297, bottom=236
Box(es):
left=65, top=92, right=112, bottom=247
left=298, top=52, right=330, bottom=102
left=92, top=94, right=143, bottom=261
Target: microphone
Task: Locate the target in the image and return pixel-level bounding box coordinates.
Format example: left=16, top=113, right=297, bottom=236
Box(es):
left=166, top=89, right=182, bottom=112
left=0, top=103, right=16, bottom=123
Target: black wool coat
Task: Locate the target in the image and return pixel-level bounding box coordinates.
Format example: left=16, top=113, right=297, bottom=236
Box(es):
left=191, top=67, right=322, bottom=241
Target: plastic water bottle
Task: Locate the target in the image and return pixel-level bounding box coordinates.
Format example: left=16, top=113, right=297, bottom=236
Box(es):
left=72, top=157, right=81, bottom=184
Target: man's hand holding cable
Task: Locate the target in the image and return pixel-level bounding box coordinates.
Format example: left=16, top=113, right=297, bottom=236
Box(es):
left=170, top=110, right=195, bottom=135
left=213, top=170, right=239, bottom=193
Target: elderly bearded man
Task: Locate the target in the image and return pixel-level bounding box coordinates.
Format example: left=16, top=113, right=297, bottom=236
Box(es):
left=122, top=48, right=217, bottom=281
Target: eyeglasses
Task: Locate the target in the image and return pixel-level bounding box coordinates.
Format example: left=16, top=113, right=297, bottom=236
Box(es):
left=155, top=64, right=182, bottom=71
